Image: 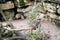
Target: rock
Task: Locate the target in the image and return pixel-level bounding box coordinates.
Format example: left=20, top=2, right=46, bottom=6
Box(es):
left=22, top=6, right=32, bottom=18
left=38, top=7, right=46, bottom=13
left=2, top=22, right=8, bottom=27
left=1, top=1, right=14, bottom=10
left=21, top=15, right=25, bottom=19
left=43, top=2, right=56, bottom=13
left=24, top=6, right=32, bottom=12
left=47, top=12, right=57, bottom=19
left=9, top=18, right=13, bottom=21
left=24, top=11, right=30, bottom=18
left=15, top=12, right=25, bottom=19
left=3, top=10, right=14, bottom=20
left=0, top=22, right=14, bottom=38
left=6, top=1, right=14, bottom=9
left=36, top=13, right=45, bottom=19
left=24, top=0, right=31, bottom=4
left=58, top=7, right=60, bottom=14
left=57, top=5, right=59, bottom=8
left=15, top=13, right=21, bottom=19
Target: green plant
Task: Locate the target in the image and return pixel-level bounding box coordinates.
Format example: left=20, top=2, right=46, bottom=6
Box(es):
left=29, top=3, right=41, bottom=22
left=28, top=28, right=43, bottom=40
left=28, top=3, right=44, bottom=39
left=52, top=19, right=60, bottom=27
left=29, top=14, right=36, bottom=22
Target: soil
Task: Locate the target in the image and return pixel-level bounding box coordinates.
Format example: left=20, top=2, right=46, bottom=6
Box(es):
left=40, top=20, right=60, bottom=40
left=1, top=19, right=60, bottom=40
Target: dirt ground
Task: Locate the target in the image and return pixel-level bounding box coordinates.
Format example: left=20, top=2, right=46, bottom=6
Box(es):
left=40, top=20, right=60, bottom=40
left=1, top=19, right=60, bottom=40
